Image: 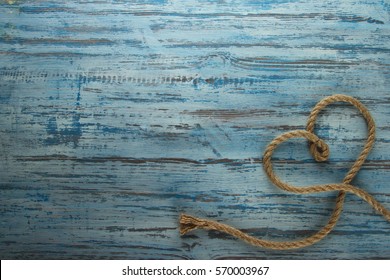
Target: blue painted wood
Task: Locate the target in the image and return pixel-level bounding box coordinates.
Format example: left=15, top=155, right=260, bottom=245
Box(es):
left=0, top=0, right=389, bottom=259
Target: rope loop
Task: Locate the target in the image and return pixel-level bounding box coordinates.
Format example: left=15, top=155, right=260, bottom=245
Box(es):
left=180, top=94, right=389, bottom=249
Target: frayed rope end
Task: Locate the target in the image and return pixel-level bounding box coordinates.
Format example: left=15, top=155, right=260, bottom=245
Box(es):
left=179, top=214, right=208, bottom=235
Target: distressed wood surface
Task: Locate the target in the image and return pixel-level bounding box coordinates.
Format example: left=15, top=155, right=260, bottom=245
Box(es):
left=0, top=0, right=389, bottom=259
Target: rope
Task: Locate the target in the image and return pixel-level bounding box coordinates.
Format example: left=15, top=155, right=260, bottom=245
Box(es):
left=179, top=94, right=390, bottom=250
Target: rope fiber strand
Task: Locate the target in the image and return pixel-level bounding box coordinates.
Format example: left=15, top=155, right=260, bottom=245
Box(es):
left=179, top=94, right=390, bottom=250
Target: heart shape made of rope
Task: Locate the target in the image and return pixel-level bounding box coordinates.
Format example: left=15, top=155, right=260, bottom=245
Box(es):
left=179, top=94, right=390, bottom=250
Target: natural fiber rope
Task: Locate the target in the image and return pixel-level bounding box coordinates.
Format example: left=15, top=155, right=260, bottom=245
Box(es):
left=179, top=94, right=390, bottom=250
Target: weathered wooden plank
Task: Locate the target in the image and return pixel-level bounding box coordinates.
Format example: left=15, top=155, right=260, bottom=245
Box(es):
left=0, top=0, right=389, bottom=259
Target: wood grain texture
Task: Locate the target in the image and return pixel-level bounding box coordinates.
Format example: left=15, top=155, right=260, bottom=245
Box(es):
left=0, top=0, right=389, bottom=259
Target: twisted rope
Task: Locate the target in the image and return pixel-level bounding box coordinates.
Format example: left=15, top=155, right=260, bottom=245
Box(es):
left=179, top=94, right=390, bottom=250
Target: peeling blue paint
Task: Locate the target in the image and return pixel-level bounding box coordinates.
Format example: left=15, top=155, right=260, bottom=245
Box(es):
left=45, top=115, right=82, bottom=147
left=0, top=0, right=389, bottom=260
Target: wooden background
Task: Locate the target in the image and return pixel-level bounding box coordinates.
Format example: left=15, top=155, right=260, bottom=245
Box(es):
left=0, top=0, right=389, bottom=259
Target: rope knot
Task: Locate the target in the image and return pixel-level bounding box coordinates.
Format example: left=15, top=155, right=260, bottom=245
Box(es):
left=310, top=138, right=329, bottom=162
